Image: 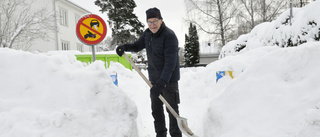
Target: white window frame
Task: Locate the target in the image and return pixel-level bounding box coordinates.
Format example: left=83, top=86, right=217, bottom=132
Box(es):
left=75, top=14, right=81, bottom=25
left=59, top=7, right=68, bottom=26
left=61, top=40, right=70, bottom=50
left=77, top=43, right=83, bottom=52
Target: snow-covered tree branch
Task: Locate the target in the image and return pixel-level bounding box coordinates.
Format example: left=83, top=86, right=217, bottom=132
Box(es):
left=185, top=0, right=238, bottom=46
left=0, top=0, right=56, bottom=50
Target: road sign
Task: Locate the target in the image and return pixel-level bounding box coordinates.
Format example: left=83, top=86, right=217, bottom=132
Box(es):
left=76, top=14, right=107, bottom=45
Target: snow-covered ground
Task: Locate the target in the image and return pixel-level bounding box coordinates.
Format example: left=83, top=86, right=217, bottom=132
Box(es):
left=1, top=1, right=320, bottom=137
left=1, top=41, right=320, bottom=137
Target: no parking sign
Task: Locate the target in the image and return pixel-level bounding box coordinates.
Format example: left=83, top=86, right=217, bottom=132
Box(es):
left=76, top=14, right=107, bottom=61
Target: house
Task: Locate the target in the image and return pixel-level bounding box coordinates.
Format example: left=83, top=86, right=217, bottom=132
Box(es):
left=199, top=53, right=219, bottom=64
left=27, top=0, right=94, bottom=52
left=199, top=41, right=220, bottom=64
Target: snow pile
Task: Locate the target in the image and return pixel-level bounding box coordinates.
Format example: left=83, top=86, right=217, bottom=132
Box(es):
left=0, top=48, right=138, bottom=137
left=1, top=43, right=320, bottom=137
left=203, top=42, right=320, bottom=137
left=220, top=0, right=320, bottom=58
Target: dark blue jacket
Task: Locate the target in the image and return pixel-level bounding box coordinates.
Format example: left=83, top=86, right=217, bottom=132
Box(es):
left=125, top=23, right=180, bottom=84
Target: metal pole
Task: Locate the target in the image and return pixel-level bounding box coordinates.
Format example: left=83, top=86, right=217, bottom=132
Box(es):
left=92, top=45, right=96, bottom=62
left=290, top=0, right=293, bottom=26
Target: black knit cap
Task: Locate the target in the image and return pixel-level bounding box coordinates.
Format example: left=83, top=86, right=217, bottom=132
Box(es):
left=146, top=7, right=163, bottom=20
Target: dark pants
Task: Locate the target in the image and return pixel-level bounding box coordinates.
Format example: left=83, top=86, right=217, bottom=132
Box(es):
left=151, top=82, right=182, bottom=137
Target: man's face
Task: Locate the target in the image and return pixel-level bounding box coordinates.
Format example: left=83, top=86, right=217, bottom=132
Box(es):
left=147, top=18, right=162, bottom=34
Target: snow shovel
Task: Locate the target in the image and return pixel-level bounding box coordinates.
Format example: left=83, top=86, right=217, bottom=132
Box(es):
left=123, top=52, right=198, bottom=137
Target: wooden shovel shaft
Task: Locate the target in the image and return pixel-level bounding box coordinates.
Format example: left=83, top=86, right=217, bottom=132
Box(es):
left=123, top=53, right=195, bottom=136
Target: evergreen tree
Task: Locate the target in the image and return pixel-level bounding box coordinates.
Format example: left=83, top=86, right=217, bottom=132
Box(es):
left=95, top=0, right=144, bottom=49
left=184, top=34, right=191, bottom=66
left=184, top=23, right=200, bottom=66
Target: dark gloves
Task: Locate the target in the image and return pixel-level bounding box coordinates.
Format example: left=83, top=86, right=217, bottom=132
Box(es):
left=150, top=79, right=167, bottom=98
left=116, top=44, right=127, bottom=57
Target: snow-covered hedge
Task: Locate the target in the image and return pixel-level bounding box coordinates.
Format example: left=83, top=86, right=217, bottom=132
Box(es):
left=220, top=0, right=320, bottom=58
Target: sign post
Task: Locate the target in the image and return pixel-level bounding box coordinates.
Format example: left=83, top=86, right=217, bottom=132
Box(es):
left=91, top=45, right=96, bottom=61
left=76, top=14, right=107, bottom=62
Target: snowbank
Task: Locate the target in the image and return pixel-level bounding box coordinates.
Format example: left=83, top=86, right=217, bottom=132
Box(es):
left=204, top=42, right=320, bottom=137
left=0, top=48, right=138, bottom=137
left=1, top=43, right=320, bottom=137
left=220, top=0, right=320, bottom=58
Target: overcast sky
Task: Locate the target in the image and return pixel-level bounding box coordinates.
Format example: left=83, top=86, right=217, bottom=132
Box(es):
left=70, top=0, right=187, bottom=47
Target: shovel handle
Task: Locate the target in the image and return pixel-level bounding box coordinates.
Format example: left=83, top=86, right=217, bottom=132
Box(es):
left=123, top=53, right=152, bottom=87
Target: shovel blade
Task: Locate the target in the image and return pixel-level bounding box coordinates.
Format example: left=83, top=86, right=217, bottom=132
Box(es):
left=177, top=117, right=198, bottom=137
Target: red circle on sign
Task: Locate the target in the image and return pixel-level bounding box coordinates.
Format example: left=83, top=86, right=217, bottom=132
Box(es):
left=76, top=14, right=107, bottom=45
